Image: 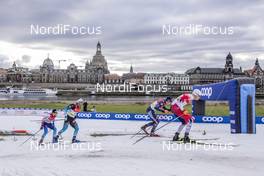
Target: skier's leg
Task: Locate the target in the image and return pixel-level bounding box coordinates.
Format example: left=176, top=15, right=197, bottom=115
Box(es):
left=58, top=122, right=69, bottom=135
left=173, top=118, right=186, bottom=141
left=47, top=123, right=57, bottom=143
left=150, top=118, right=159, bottom=136
left=52, top=126, right=57, bottom=138
left=55, top=122, right=69, bottom=140
left=72, top=123, right=79, bottom=138
left=141, top=109, right=157, bottom=135
left=70, top=120, right=79, bottom=143
left=183, top=120, right=193, bottom=143
left=39, top=125, right=48, bottom=144
left=178, top=115, right=193, bottom=143
left=185, top=121, right=192, bottom=136
left=171, top=105, right=188, bottom=141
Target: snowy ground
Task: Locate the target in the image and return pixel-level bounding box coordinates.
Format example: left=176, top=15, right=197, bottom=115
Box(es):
left=0, top=115, right=263, bottom=176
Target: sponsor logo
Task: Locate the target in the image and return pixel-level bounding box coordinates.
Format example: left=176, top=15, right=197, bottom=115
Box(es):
left=95, top=113, right=110, bottom=119
left=261, top=117, right=264, bottom=123
left=114, top=114, right=131, bottom=119
left=157, top=115, right=174, bottom=121
left=202, top=116, right=223, bottom=123
left=200, top=87, right=213, bottom=98
left=78, top=113, right=92, bottom=118
left=16, top=111, right=24, bottom=114
left=230, top=120, right=236, bottom=124
left=134, top=114, right=149, bottom=120
left=229, top=111, right=235, bottom=115
left=1, top=111, right=7, bottom=114
left=31, top=111, right=38, bottom=115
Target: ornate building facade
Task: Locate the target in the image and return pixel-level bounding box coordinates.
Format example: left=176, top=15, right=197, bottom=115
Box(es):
left=186, top=53, right=245, bottom=84
left=144, top=73, right=189, bottom=85
left=39, top=42, right=109, bottom=84
left=245, top=58, right=264, bottom=88
left=6, top=62, right=31, bottom=83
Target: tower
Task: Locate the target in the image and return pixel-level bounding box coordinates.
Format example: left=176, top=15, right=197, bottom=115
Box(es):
left=255, top=58, right=259, bottom=67
left=86, top=42, right=110, bottom=83
left=96, top=41, right=101, bottom=55
left=130, top=64, right=133, bottom=73
left=224, top=52, right=234, bottom=73
left=12, top=62, right=17, bottom=69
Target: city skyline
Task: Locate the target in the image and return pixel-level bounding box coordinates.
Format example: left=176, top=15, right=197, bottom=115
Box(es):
left=0, top=0, right=263, bottom=74
left=1, top=45, right=261, bottom=75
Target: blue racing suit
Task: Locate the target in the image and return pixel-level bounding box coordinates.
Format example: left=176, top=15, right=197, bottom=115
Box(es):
left=143, top=99, right=168, bottom=134
left=57, top=105, right=79, bottom=139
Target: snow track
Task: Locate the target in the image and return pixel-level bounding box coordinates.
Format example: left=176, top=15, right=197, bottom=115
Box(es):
left=0, top=116, right=263, bottom=176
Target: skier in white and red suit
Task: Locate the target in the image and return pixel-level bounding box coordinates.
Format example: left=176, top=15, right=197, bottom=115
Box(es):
left=171, top=89, right=202, bottom=142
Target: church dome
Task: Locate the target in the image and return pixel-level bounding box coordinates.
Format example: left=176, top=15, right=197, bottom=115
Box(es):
left=91, top=41, right=107, bottom=66
left=43, top=57, right=54, bottom=69
left=92, top=55, right=107, bottom=65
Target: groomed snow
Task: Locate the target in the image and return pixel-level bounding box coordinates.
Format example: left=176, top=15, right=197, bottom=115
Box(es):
left=0, top=115, right=263, bottom=176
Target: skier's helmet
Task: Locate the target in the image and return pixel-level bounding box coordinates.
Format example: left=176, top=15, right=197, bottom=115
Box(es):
left=71, top=104, right=76, bottom=110
left=164, top=96, right=172, bottom=103
left=52, top=109, right=57, bottom=114
left=192, top=89, right=202, bottom=97
left=76, top=98, right=84, bottom=104
left=68, top=104, right=75, bottom=110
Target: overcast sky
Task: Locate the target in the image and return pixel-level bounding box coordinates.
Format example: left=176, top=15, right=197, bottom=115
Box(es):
left=0, top=0, right=263, bottom=74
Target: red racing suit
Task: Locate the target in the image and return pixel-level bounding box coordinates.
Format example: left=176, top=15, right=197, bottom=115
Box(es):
left=171, top=93, right=194, bottom=124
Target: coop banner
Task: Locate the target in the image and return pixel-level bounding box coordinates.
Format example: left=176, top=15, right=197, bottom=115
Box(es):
left=0, top=108, right=263, bottom=124
left=77, top=112, right=264, bottom=124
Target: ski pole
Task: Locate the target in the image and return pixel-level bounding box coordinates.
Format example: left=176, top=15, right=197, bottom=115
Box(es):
left=132, top=116, right=178, bottom=145
left=19, top=129, right=41, bottom=147
left=130, top=126, right=151, bottom=139
left=155, top=116, right=179, bottom=132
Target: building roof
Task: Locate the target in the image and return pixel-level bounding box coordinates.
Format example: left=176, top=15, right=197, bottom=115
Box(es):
left=104, top=74, right=121, bottom=80
left=244, top=58, right=264, bottom=76
left=185, top=67, right=243, bottom=74
left=122, top=73, right=145, bottom=80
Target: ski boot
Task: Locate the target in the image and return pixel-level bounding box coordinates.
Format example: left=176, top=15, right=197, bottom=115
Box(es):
left=72, top=136, right=80, bottom=143
left=54, top=135, right=60, bottom=142
left=52, top=136, right=58, bottom=143
left=141, top=125, right=149, bottom=135
left=38, top=137, right=44, bottom=145
left=172, top=132, right=180, bottom=141
left=183, top=134, right=191, bottom=143
left=150, top=133, right=160, bottom=137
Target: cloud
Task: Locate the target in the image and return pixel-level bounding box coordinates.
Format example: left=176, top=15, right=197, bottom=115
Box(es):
left=21, top=55, right=31, bottom=63
left=0, top=55, right=11, bottom=68
left=0, top=0, right=263, bottom=73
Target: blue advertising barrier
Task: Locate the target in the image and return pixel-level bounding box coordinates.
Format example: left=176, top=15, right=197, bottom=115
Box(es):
left=192, top=77, right=256, bottom=133
left=76, top=112, right=264, bottom=124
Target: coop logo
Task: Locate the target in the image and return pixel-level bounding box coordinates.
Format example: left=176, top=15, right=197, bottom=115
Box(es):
left=95, top=113, right=111, bottom=119
left=200, top=87, right=213, bottom=98
left=158, top=115, right=174, bottom=121
left=202, top=116, right=223, bottom=123
left=261, top=117, right=264, bottom=123
left=134, top=114, right=149, bottom=120
left=1, top=111, right=7, bottom=115
left=78, top=112, right=92, bottom=118
left=115, top=114, right=131, bottom=119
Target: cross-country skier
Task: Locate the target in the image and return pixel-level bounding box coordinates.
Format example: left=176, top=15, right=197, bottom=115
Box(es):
left=39, top=109, right=58, bottom=144
left=141, top=97, right=172, bottom=136
left=55, top=99, right=83, bottom=143
left=171, top=89, right=201, bottom=142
